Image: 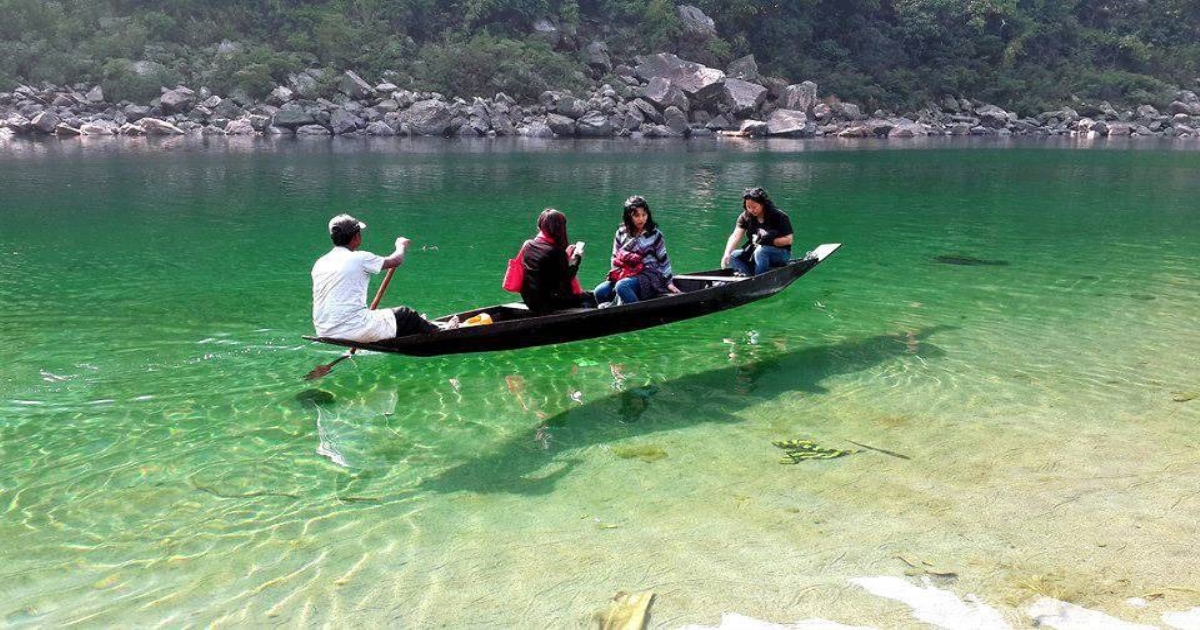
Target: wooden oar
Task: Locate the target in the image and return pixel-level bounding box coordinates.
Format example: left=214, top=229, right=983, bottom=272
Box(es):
left=305, top=267, right=396, bottom=380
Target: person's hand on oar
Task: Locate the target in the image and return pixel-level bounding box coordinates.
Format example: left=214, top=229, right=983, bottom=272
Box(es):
left=306, top=266, right=396, bottom=380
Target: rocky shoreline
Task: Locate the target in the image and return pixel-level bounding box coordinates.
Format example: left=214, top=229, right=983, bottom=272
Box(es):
left=4, top=52, right=1200, bottom=143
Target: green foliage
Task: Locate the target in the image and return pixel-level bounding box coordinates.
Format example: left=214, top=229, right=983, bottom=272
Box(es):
left=416, top=35, right=585, bottom=101
left=100, top=58, right=181, bottom=103
left=207, top=45, right=303, bottom=99
left=1, top=0, right=1197, bottom=111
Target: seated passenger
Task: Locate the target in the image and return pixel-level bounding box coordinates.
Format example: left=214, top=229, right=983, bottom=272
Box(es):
left=720, top=187, right=795, bottom=276
left=519, top=208, right=593, bottom=313
left=594, top=195, right=680, bottom=306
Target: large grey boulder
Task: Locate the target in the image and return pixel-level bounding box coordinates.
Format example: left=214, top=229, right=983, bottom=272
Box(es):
left=585, top=41, right=612, bottom=74
left=289, top=72, right=322, bottom=99
left=296, top=124, right=331, bottom=135
left=726, top=55, right=760, bottom=82
left=520, top=121, right=554, bottom=138
left=610, top=110, right=641, bottom=134
left=31, top=111, right=60, bottom=134
left=553, top=95, right=588, bottom=119
left=705, top=114, right=735, bottom=131
left=664, top=106, right=689, bottom=135
left=119, top=122, right=145, bottom=135
left=783, top=82, right=818, bottom=113
left=491, top=111, right=517, bottom=135
left=974, top=104, right=1011, bottom=127
left=55, top=123, right=83, bottom=136
left=272, top=105, right=319, bottom=129
left=1169, top=100, right=1200, bottom=116
left=720, top=79, right=767, bottom=117
left=140, top=117, right=185, bottom=135
left=630, top=99, right=665, bottom=124
left=365, top=121, right=396, bottom=136
left=642, top=123, right=683, bottom=138
left=4, top=114, right=32, bottom=134
left=266, top=86, right=294, bottom=106
left=677, top=5, right=716, bottom=37
left=85, top=86, right=105, bottom=104
left=531, top=18, right=560, bottom=46
left=1038, top=107, right=1079, bottom=125
left=634, top=53, right=726, bottom=102
left=403, top=99, right=454, bottom=135
left=224, top=118, right=256, bottom=135
left=1135, top=104, right=1159, bottom=119
left=330, top=108, right=362, bottom=135
left=576, top=110, right=612, bottom=137
left=374, top=99, right=401, bottom=114
left=739, top=119, right=768, bottom=136
left=213, top=100, right=246, bottom=120
left=80, top=120, right=119, bottom=135
left=765, top=109, right=814, bottom=137
left=831, top=102, right=861, bottom=120
left=546, top=113, right=576, bottom=136
left=888, top=122, right=929, bottom=138
left=160, top=88, right=195, bottom=115
left=640, top=78, right=689, bottom=112
left=340, top=71, right=376, bottom=99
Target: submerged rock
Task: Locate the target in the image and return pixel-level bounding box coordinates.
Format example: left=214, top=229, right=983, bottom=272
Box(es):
left=294, top=389, right=335, bottom=406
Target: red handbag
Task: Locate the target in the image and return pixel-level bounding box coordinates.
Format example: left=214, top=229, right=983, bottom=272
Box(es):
left=505, top=241, right=584, bottom=295
left=502, top=243, right=527, bottom=292
left=607, top=250, right=644, bottom=282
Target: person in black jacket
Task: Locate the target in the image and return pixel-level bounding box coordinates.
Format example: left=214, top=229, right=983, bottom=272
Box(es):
left=520, top=208, right=593, bottom=312
left=720, top=187, right=794, bottom=275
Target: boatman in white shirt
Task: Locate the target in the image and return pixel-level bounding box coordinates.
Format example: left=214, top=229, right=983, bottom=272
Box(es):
left=312, top=214, right=448, bottom=342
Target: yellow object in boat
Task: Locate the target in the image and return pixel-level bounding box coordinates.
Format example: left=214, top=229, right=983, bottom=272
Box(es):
left=463, top=312, right=493, bottom=327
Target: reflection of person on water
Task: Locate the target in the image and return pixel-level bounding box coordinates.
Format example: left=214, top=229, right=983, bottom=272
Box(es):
left=593, top=195, right=681, bottom=306
left=720, top=187, right=795, bottom=276
left=311, top=214, right=444, bottom=342
left=519, top=208, right=594, bottom=313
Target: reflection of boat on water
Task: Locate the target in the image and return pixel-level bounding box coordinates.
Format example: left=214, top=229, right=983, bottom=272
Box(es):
left=306, top=243, right=841, bottom=357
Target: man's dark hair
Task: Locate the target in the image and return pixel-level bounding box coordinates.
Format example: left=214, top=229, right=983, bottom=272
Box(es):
left=330, top=219, right=361, bottom=247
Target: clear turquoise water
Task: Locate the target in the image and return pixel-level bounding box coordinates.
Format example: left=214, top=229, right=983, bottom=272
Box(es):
left=1, top=136, right=1197, bottom=626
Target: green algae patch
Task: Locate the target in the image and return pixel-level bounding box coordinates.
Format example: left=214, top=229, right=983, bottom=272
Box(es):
left=612, top=444, right=668, bottom=463
left=773, top=438, right=859, bottom=463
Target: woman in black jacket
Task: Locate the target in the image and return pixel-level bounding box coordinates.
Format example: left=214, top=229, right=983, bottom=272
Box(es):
left=520, top=208, right=593, bottom=312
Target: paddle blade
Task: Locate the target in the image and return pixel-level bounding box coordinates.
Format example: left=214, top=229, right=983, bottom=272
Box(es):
left=304, top=364, right=334, bottom=380
left=304, top=353, right=350, bottom=380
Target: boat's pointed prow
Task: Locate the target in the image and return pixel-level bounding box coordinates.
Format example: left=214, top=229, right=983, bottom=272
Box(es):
left=810, top=243, right=842, bottom=261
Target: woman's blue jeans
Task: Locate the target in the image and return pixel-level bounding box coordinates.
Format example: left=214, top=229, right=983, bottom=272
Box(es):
left=729, top=245, right=790, bottom=276
left=594, top=277, right=640, bottom=305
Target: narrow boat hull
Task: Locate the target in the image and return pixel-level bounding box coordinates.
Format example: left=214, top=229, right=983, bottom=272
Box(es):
left=306, top=243, right=840, bottom=357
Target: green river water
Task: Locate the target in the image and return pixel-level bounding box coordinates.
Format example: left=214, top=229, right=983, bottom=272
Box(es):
left=1, top=136, right=1197, bottom=627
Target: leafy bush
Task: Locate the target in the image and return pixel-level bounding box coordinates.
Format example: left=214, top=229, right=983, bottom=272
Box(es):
left=208, top=45, right=303, bottom=99
left=416, top=35, right=586, bottom=101
left=100, top=58, right=180, bottom=103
